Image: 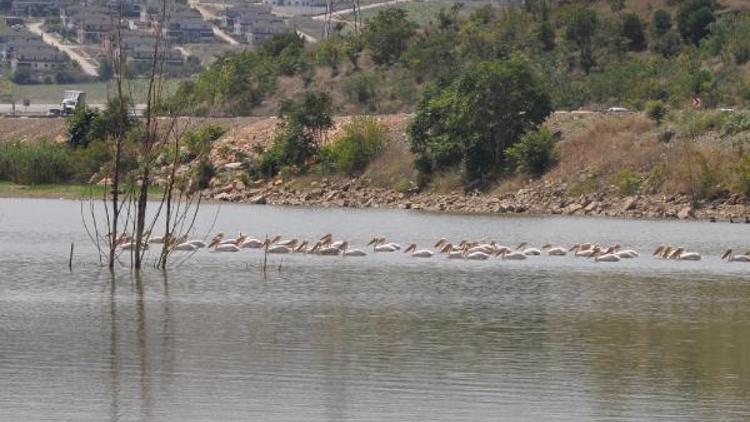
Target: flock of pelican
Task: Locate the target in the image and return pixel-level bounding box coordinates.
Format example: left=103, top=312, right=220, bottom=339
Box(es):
left=109, top=232, right=750, bottom=263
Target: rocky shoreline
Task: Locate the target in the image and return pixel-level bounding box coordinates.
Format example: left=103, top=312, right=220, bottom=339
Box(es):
left=204, top=177, right=750, bottom=222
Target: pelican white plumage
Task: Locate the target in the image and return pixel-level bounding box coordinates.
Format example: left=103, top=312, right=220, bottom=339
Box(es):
left=188, top=239, right=207, bottom=248
left=594, top=247, right=620, bottom=262
left=240, top=237, right=265, bottom=248
left=667, top=247, right=701, bottom=261
left=340, top=242, right=367, bottom=257
left=571, top=244, right=598, bottom=257
left=499, top=250, right=527, bottom=260
left=467, top=245, right=494, bottom=255
left=404, top=243, right=434, bottom=258
left=343, top=249, right=367, bottom=257
left=721, top=249, right=750, bottom=262
left=276, top=238, right=298, bottom=247
left=517, top=242, right=541, bottom=256
left=220, top=233, right=246, bottom=246
left=215, top=244, right=240, bottom=252
left=173, top=242, right=198, bottom=252
left=369, top=238, right=399, bottom=252
left=466, top=251, right=490, bottom=260
left=542, top=244, right=567, bottom=256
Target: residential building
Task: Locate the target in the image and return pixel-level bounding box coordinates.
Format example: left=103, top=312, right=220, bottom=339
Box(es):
left=10, top=44, right=67, bottom=71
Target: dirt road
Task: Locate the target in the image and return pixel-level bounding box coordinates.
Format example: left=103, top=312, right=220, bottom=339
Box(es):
left=26, top=22, right=100, bottom=77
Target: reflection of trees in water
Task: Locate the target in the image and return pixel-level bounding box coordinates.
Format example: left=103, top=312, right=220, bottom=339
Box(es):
left=107, top=270, right=175, bottom=422
left=133, top=271, right=153, bottom=421
left=108, top=271, right=120, bottom=422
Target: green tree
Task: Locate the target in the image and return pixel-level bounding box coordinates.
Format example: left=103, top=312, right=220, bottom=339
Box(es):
left=564, top=8, right=599, bottom=73
left=654, top=30, right=682, bottom=57
left=536, top=20, right=556, bottom=51
left=505, top=128, right=557, bottom=177
left=362, top=9, right=417, bottom=65
left=645, top=100, right=668, bottom=125
left=409, top=57, right=552, bottom=182
left=652, top=9, right=672, bottom=37
left=677, top=0, right=717, bottom=45
left=66, top=106, right=100, bottom=148
left=259, top=90, right=333, bottom=176
left=622, top=13, right=647, bottom=51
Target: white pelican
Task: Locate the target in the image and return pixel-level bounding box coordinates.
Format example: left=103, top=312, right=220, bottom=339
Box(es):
left=369, top=238, right=399, bottom=252
left=343, top=249, right=367, bottom=257
left=517, top=242, right=541, bottom=256
left=276, top=238, right=299, bottom=247
left=499, top=250, right=527, bottom=260
left=265, top=238, right=294, bottom=254
left=612, top=245, right=638, bottom=259
left=240, top=237, right=265, bottom=248
left=215, top=244, right=240, bottom=252
left=571, top=244, right=598, bottom=257
left=340, top=242, right=367, bottom=257
left=466, top=251, right=490, bottom=260
left=220, top=233, right=247, bottom=246
left=317, top=245, right=341, bottom=256
left=188, top=239, right=207, bottom=248
left=173, top=242, right=198, bottom=252
left=721, top=249, right=750, bottom=262
left=467, top=244, right=494, bottom=255
left=543, top=244, right=567, bottom=256
left=404, top=243, right=434, bottom=258
left=594, top=247, right=620, bottom=262
left=667, top=247, right=701, bottom=261
left=208, top=233, right=224, bottom=248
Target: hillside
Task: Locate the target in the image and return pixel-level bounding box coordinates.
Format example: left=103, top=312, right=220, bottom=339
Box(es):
left=166, top=0, right=750, bottom=117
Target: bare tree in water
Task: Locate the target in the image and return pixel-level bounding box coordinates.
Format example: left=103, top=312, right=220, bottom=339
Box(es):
left=82, top=0, right=208, bottom=271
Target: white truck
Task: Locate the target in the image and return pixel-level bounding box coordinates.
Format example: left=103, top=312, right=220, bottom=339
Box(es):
left=60, top=90, right=86, bottom=115
left=47, top=89, right=86, bottom=117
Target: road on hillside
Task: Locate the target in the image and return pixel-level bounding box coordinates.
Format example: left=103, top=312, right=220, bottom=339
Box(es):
left=26, top=22, right=100, bottom=77
left=0, top=103, right=147, bottom=116
left=188, top=1, right=240, bottom=46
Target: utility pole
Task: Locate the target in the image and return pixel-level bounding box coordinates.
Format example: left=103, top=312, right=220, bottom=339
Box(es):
left=323, top=0, right=334, bottom=39
left=352, top=0, right=361, bottom=34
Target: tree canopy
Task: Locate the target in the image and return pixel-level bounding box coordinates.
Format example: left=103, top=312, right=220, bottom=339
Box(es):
left=409, top=57, right=552, bottom=183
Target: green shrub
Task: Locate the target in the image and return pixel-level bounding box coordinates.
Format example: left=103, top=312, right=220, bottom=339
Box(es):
left=616, top=169, right=642, bottom=196
left=323, top=117, right=388, bottom=175
left=183, top=124, right=227, bottom=162
left=730, top=155, right=750, bottom=196
left=0, top=142, right=74, bottom=185
left=723, top=112, right=750, bottom=135
left=346, top=72, right=378, bottom=106
left=505, top=128, right=558, bottom=177
left=645, top=100, right=669, bottom=124
left=70, top=139, right=112, bottom=182
left=194, top=159, right=215, bottom=190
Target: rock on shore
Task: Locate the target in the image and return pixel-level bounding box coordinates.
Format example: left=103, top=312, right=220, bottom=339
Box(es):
left=202, top=177, right=750, bottom=221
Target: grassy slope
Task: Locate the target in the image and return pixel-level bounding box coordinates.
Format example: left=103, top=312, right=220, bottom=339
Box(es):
left=0, top=181, right=109, bottom=199
left=9, top=78, right=186, bottom=104
left=0, top=181, right=166, bottom=199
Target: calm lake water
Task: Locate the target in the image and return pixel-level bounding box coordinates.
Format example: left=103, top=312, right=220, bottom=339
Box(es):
left=1, top=198, right=749, bottom=421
